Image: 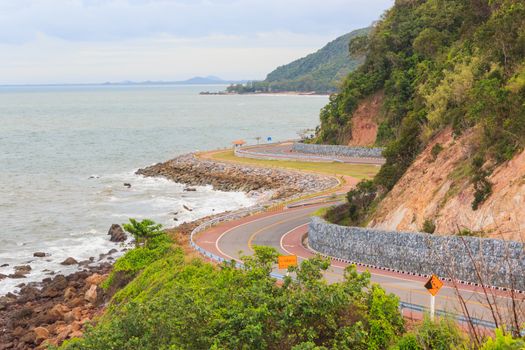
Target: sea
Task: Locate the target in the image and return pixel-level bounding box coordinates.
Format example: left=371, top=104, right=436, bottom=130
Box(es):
left=0, top=84, right=327, bottom=294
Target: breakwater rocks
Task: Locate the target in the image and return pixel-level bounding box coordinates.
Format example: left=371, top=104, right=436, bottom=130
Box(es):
left=292, top=142, right=384, bottom=158
left=309, top=217, right=525, bottom=290
left=0, top=263, right=112, bottom=349
left=137, top=153, right=336, bottom=199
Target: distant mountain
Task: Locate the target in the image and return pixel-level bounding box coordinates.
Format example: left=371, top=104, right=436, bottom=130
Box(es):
left=180, top=76, right=234, bottom=84
left=227, top=27, right=370, bottom=94
left=103, top=76, right=248, bottom=86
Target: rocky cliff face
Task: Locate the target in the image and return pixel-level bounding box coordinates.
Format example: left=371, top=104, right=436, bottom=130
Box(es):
left=367, top=128, right=525, bottom=241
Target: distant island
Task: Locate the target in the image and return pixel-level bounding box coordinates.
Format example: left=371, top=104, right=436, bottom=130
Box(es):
left=223, top=27, right=370, bottom=95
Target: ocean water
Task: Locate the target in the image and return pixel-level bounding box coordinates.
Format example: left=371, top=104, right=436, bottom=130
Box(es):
left=0, top=84, right=327, bottom=294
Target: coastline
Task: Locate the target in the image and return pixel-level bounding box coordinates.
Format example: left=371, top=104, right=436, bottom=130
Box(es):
left=1, top=150, right=337, bottom=349
left=199, top=91, right=330, bottom=96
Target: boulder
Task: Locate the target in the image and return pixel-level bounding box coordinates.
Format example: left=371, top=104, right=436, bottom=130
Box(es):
left=8, top=272, right=27, bottom=279
left=33, top=326, right=49, bottom=343
left=60, top=257, right=78, bottom=265
left=49, top=303, right=70, bottom=320
left=63, top=286, right=76, bottom=300
left=14, top=265, right=31, bottom=275
left=41, top=275, right=68, bottom=298
left=33, top=252, right=47, bottom=257
left=84, top=285, right=98, bottom=304
left=85, top=273, right=105, bottom=286
left=56, top=325, right=73, bottom=343
left=69, top=330, right=84, bottom=339
left=107, top=224, right=127, bottom=242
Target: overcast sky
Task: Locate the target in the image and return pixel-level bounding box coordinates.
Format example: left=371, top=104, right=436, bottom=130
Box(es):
left=0, top=0, right=394, bottom=84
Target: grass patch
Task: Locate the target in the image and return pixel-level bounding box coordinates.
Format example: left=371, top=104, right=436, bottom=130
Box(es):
left=205, top=150, right=380, bottom=179
left=311, top=206, right=331, bottom=217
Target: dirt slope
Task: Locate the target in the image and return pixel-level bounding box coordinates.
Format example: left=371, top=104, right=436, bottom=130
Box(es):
left=368, top=128, right=525, bottom=241
left=344, top=91, right=383, bottom=146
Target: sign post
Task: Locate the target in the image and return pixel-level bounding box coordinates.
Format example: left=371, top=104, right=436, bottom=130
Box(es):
left=424, top=274, right=444, bottom=321
left=278, top=255, right=298, bottom=270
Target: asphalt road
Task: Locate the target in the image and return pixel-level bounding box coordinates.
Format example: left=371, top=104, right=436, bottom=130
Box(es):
left=195, top=143, right=524, bottom=329
left=197, top=204, right=523, bottom=327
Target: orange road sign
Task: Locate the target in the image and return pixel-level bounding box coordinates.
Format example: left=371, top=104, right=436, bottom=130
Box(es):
left=425, top=274, right=444, bottom=296
left=278, top=255, right=298, bottom=269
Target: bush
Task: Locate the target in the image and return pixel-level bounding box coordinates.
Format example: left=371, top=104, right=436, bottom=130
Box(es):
left=480, top=328, right=525, bottom=350
left=59, top=248, right=406, bottom=350
left=346, top=180, right=378, bottom=224
left=430, top=144, right=444, bottom=161
left=392, top=316, right=468, bottom=350
left=101, top=222, right=172, bottom=291
left=422, top=219, right=436, bottom=234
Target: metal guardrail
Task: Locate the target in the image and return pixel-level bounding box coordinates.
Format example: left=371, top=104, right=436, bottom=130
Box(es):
left=398, top=302, right=497, bottom=330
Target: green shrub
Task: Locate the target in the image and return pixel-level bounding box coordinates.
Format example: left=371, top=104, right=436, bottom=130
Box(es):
left=102, top=221, right=172, bottom=291
left=430, top=144, right=444, bottom=161
left=422, top=219, right=436, bottom=234
left=59, top=248, right=406, bottom=350
left=392, top=316, right=468, bottom=350
left=480, top=328, right=525, bottom=350
left=123, top=218, right=164, bottom=248
left=345, top=180, right=378, bottom=225
left=470, top=155, right=493, bottom=211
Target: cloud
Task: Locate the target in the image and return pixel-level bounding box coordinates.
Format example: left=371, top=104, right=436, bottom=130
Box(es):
left=0, top=0, right=394, bottom=84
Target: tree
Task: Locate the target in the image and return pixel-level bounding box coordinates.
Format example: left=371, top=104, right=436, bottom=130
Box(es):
left=123, top=218, right=163, bottom=248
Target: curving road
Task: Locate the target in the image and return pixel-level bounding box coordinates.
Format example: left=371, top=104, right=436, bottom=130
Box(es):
left=194, top=143, right=523, bottom=329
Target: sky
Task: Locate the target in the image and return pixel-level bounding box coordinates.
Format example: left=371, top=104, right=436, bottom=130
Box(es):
left=0, top=0, right=394, bottom=84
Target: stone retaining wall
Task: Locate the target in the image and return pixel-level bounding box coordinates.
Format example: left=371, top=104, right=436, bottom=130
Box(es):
left=292, top=143, right=384, bottom=158
left=309, top=217, right=525, bottom=290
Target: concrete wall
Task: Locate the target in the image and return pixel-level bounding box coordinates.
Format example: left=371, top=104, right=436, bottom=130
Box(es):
left=309, top=217, right=525, bottom=290
left=292, top=143, right=384, bottom=158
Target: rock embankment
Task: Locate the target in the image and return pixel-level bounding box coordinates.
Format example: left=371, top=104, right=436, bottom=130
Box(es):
left=0, top=264, right=112, bottom=349
left=137, top=153, right=336, bottom=199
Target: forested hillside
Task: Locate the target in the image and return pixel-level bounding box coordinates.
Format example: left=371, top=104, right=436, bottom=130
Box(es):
left=317, top=0, right=525, bottom=236
left=227, top=27, right=369, bottom=94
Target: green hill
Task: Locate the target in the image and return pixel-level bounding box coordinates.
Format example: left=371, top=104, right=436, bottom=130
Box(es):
left=315, top=0, right=525, bottom=224
left=227, top=27, right=370, bottom=94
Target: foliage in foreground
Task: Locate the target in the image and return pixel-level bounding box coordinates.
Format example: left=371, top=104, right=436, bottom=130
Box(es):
left=56, top=218, right=525, bottom=350
left=60, top=244, right=406, bottom=350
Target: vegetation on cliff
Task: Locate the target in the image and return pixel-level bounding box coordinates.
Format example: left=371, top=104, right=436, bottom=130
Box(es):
left=316, top=0, right=525, bottom=222
left=227, top=28, right=369, bottom=94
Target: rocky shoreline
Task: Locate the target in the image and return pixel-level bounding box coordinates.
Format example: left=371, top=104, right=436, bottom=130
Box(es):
left=0, top=262, right=112, bottom=349
left=1, top=153, right=336, bottom=349
left=137, top=153, right=336, bottom=200
left=0, top=226, right=129, bottom=349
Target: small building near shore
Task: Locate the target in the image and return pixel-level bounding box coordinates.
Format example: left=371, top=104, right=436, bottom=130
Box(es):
left=232, top=139, right=246, bottom=148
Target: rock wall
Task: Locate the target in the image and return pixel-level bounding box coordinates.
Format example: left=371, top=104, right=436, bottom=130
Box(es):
left=308, top=217, right=525, bottom=290
left=292, top=143, right=383, bottom=158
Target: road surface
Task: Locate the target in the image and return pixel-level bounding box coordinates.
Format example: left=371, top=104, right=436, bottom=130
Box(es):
left=194, top=143, right=524, bottom=329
